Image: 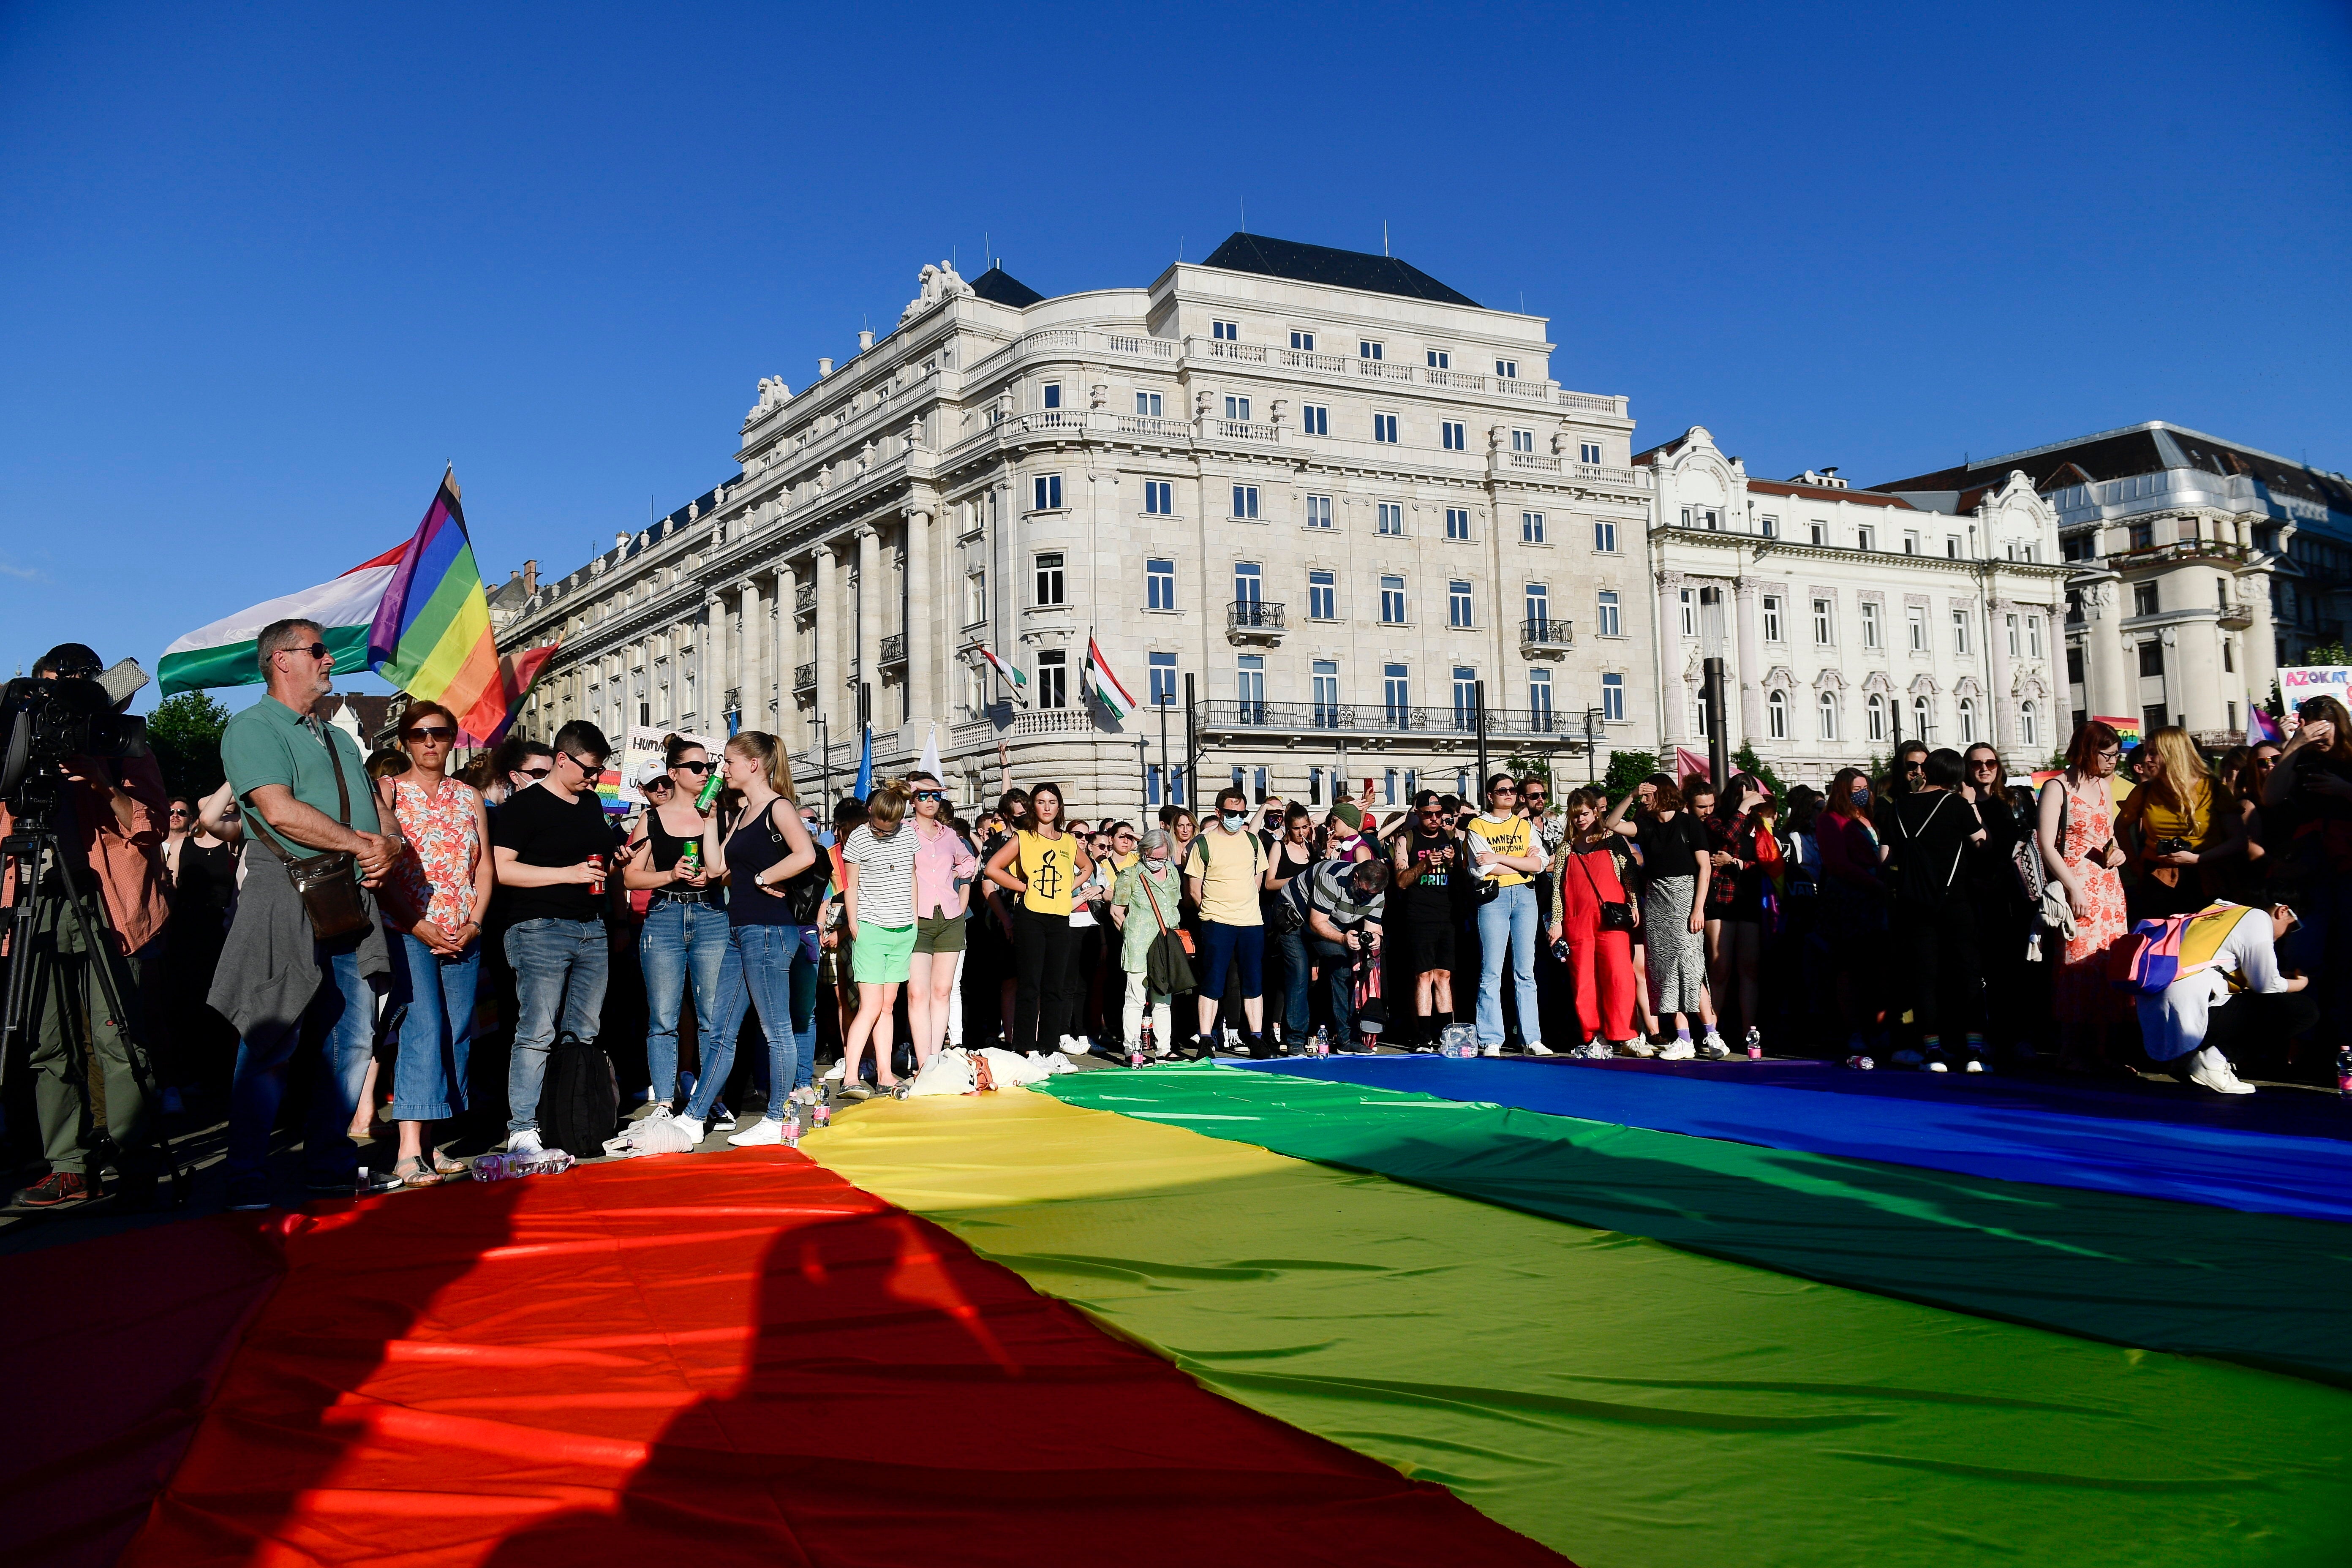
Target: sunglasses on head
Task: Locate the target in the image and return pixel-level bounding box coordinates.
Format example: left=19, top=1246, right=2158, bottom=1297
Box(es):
left=403, top=724, right=455, bottom=742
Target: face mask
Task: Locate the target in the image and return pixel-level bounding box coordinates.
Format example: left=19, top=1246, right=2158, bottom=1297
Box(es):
left=1222, top=812, right=1247, bottom=830
left=1850, top=784, right=1870, bottom=806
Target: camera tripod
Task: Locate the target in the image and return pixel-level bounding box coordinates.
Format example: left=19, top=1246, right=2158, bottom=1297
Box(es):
left=0, top=814, right=191, bottom=1209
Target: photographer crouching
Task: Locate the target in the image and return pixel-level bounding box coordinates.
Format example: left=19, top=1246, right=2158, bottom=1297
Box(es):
left=215, top=619, right=403, bottom=1209
left=2, top=643, right=173, bottom=1208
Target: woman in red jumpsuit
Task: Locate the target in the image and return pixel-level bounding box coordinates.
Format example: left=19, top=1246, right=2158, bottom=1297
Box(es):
left=1547, top=788, right=1639, bottom=1055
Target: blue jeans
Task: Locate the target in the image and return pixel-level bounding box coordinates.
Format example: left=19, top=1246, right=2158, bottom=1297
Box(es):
left=1475, top=883, right=1541, bottom=1049
left=227, top=942, right=374, bottom=1184
left=687, top=924, right=812, bottom=1125
left=1274, top=925, right=1311, bottom=1040
left=387, top=931, right=479, bottom=1121
left=505, top=917, right=610, bottom=1135
left=640, top=898, right=732, bottom=1106
left=1307, top=936, right=1356, bottom=1040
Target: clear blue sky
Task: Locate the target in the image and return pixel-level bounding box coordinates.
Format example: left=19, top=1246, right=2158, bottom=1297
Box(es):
left=5, top=1, right=2347, bottom=710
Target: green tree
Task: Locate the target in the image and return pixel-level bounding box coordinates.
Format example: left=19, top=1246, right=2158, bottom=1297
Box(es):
left=1730, top=742, right=1788, bottom=801
left=2301, top=641, right=2349, bottom=667
left=144, top=691, right=231, bottom=800
left=1602, top=749, right=1659, bottom=798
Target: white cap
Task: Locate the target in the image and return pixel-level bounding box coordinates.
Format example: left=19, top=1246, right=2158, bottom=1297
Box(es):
left=632, top=758, right=670, bottom=789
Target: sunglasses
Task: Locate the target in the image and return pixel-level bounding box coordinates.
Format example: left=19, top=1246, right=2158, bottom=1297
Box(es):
left=1969, top=759, right=2000, bottom=769
left=403, top=725, right=456, bottom=742
left=674, top=760, right=712, bottom=775
left=168, top=807, right=191, bottom=817
left=2277, top=907, right=2302, bottom=936
left=518, top=765, right=553, bottom=779
left=644, top=778, right=675, bottom=791
left=566, top=753, right=608, bottom=773
left=915, top=790, right=946, bottom=802
left=277, top=642, right=330, bottom=661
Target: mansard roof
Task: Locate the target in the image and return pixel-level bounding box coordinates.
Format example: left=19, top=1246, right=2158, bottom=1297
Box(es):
left=1872, top=422, right=2351, bottom=513
left=968, top=266, right=1045, bottom=308
left=1199, top=232, right=1481, bottom=308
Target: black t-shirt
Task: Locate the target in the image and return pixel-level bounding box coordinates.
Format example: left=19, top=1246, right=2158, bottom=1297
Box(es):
left=492, top=784, right=615, bottom=925
left=1634, top=811, right=1707, bottom=881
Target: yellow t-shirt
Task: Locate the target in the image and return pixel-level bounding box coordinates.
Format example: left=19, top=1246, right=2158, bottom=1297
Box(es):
left=1016, top=830, right=1077, bottom=916
left=1184, top=824, right=1265, bottom=926
left=1467, top=813, right=1534, bottom=887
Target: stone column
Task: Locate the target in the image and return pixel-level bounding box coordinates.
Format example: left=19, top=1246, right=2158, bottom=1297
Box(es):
left=1732, top=578, right=1763, bottom=745
left=813, top=544, right=840, bottom=749
left=856, top=523, right=882, bottom=731
left=2244, top=569, right=2279, bottom=721
left=707, top=591, right=732, bottom=729
left=743, top=574, right=767, bottom=735
left=1985, top=596, right=2014, bottom=750
left=779, top=559, right=803, bottom=751
left=1655, top=570, right=1685, bottom=745
left=906, top=504, right=935, bottom=729
left=2084, top=579, right=2132, bottom=727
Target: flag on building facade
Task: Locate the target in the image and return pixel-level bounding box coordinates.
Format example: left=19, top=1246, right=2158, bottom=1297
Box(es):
left=1082, top=636, right=1136, bottom=721
left=159, top=542, right=406, bottom=695
left=974, top=644, right=1029, bottom=707
left=368, top=472, right=516, bottom=745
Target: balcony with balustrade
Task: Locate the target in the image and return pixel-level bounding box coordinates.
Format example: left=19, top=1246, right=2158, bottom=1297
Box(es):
left=795, top=583, right=816, bottom=615
left=1192, top=700, right=1596, bottom=747
left=793, top=662, right=815, bottom=693
left=1226, top=599, right=1286, bottom=645
left=1520, top=615, right=1575, bottom=653
left=880, top=632, right=906, bottom=667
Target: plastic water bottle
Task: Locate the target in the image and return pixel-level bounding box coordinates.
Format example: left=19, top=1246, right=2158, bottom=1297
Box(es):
left=472, top=1152, right=509, bottom=1181
left=354, top=1166, right=373, bottom=1197
left=783, top=1110, right=801, bottom=1149
left=1313, top=1025, right=1331, bottom=1058
left=2338, top=1043, right=2352, bottom=1099
left=1132, top=1019, right=1152, bottom=1069
left=812, top=1100, right=831, bottom=1128
left=1844, top=1054, right=1875, bottom=1072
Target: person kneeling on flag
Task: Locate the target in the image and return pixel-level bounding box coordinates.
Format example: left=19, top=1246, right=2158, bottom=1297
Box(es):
left=2134, top=897, right=2312, bottom=1095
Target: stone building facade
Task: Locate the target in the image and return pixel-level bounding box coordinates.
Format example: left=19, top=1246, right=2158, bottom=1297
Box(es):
left=1642, top=427, right=2070, bottom=781
left=497, top=235, right=1653, bottom=812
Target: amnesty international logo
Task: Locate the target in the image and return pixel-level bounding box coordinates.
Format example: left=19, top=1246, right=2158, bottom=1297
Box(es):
left=1032, top=850, right=1065, bottom=901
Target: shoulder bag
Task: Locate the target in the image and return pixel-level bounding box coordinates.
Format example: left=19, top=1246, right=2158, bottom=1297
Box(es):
left=1577, top=849, right=1637, bottom=932
left=1137, top=868, right=1196, bottom=992
left=760, top=800, right=831, bottom=923
left=244, top=731, right=370, bottom=941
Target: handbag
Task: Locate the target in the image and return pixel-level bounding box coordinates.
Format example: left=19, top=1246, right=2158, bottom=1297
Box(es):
left=1137, top=868, right=1196, bottom=992
left=245, top=731, right=370, bottom=941
left=1577, top=850, right=1636, bottom=933
left=758, top=800, right=831, bottom=923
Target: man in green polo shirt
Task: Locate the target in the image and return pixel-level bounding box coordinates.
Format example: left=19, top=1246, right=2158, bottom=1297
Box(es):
left=215, top=617, right=400, bottom=1210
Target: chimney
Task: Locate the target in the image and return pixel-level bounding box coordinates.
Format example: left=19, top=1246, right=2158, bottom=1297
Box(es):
left=858, top=329, right=874, bottom=353
left=508, top=568, right=522, bottom=584
left=523, top=559, right=538, bottom=593
left=817, top=357, right=833, bottom=377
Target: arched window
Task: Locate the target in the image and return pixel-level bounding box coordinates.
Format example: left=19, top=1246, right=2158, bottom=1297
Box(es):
left=2020, top=700, right=2039, bottom=749
left=1767, top=689, right=1788, bottom=739
left=1958, top=697, right=1977, bottom=744
left=1867, top=693, right=1886, bottom=741
left=1913, top=695, right=1933, bottom=738
left=1818, top=690, right=1838, bottom=740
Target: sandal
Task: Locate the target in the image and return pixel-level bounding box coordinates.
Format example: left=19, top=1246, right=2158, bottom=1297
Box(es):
left=429, top=1149, right=469, bottom=1176
left=392, top=1157, right=445, bottom=1188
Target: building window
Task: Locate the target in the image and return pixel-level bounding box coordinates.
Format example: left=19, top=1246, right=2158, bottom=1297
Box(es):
left=1442, top=420, right=1465, bottom=450
left=1237, top=654, right=1266, bottom=720
left=1377, top=502, right=1404, bottom=536
left=2138, top=640, right=2164, bottom=678
left=2224, top=639, right=2235, bottom=673
left=1946, top=536, right=1960, bottom=558
left=1308, top=766, right=1324, bottom=806
left=1033, top=474, right=1062, bottom=511
left=1530, top=667, right=1553, bottom=727
left=1301, top=403, right=1329, bottom=436
left=1234, top=561, right=1262, bottom=604
left=1041, top=381, right=1062, bottom=411
left=1312, top=660, right=1341, bottom=727
left=1860, top=600, right=1880, bottom=648
left=2006, top=613, right=2021, bottom=656
left=1308, top=569, right=1335, bottom=620
left=1232, top=484, right=1260, bottom=520
left=1521, top=510, right=1546, bottom=544
left=1143, top=479, right=1172, bottom=515
left=966, top=569, right=987, bottom=626
left=2129, top=520, right=2153, bottom=551
left=1224, top=395, right=1252, bottom=422
left=1380, top=574, right=1407, bottom=624
left=1857, top=525, right=1876, bottom=552
left=2020, top=700, right=2039, bottom=749
left=1907, top=605, right=1927, bottom=652
left=1149, top=652, right=1177, bottom=706
left=1768, top=689, right=1788, bottom=740
left=1952, top=609, right=1971, bottom=655
left=1034, top=552, right=1065, bottom=606
left=1305, top=493, right=1334, bottom=529
left=1426, top=348, right=1449, bottom=368
left=2134, top=582, right=2158, bottom=616
left=1384, top=663, right=1410, bottom=726
left=1213, top=320, right=1239, bottom=341
left=1580, top=442, right=1602, bottom=465
left=1495, top=358, right=1518, bottom=379
left=1448, top=580, right=1474, bottom=627
left=1904, top=532, right=1920, bottom=555
left=2068, top=647, right=2085, bottom=685
left=1372, top=412, right=1399, bottom=443
left=1511, top=428, right=1535, bottom=453
left=1759, top=515, right=1779, bottom=539
left=1867, top=693, right=1887, bottom=741
left=1762, top=594, right=1783, bottom=642
left=1383, top=769, right=1399, bottom=805
left=1678, top=588, right=1695, bottom=638
left=1818, top=690, right=1838, bottom=740
left=2217, top=575, right=2232, bottom=612
left=2027, top=616, right=2043, bottom=658
left=1813, top=597, right=1833, bottom=646
left=1593, top=519, right=1617, bottom=552
left=1359, top=339, right=1383, bottom=360
left=1602, top=671, right=1625, bottom=722
left=1959, top=697, right=1977, bottom=744
left=1290, top=329, right=1316, bottom=351
left=1913, top=696, right=1933, bottom=738
left=1036, top=649, right=1068, bottom=708
left=1453, top=667, right=1479, bottom=731
left=1146, top=558, right=1176, bottom=611
left=1809, top=520, right=1827, bottom=545
left=1135, top=390, right=1163, bottom=417
left=1526, top=583, right=1550, bottom=632
left=1597, top=589, right=1620, bottom=637
left=1446, top=506, right=1471, bottom=540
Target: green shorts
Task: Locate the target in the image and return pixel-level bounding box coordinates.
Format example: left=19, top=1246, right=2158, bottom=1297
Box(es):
left=850, top=921, right=915, bottom=984
left=914, top=911, right=966, bottom=955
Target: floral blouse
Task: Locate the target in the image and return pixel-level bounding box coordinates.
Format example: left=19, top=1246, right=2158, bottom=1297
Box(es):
left=389, top=775, right=482, bottom=931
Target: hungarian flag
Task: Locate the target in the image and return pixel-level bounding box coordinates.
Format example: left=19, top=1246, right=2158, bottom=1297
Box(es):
left=974, top=644, right=1029, bottom=708
left=160, top=542, right=407, bottom=695
left=1083, top=637, right=1136, bottom=721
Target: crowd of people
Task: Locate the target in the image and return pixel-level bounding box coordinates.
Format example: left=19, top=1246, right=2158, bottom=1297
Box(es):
left=6, top=617, right=2347, bottom=1212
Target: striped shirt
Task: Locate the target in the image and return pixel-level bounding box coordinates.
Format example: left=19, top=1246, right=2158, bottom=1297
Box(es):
left=843, top=823, right=920, bottom=928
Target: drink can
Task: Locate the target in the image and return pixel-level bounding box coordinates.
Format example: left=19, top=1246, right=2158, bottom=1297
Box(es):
left=587, top=854, right=606, bottom=896
left=680, top=840, right=702, bottom=876
left=696, top=773, right=723, bottom=812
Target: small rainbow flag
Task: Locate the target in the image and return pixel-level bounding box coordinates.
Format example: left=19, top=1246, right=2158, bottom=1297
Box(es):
left=369, top=471, right=550, bottom=746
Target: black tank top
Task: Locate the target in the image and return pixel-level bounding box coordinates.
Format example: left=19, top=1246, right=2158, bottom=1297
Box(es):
left=1402, top=828, right=1455, bottom=907
left=641, top=807, right=700, bottom=873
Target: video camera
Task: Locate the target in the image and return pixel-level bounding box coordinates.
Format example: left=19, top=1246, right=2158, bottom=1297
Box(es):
left=0, top=659, right=152, bottom=814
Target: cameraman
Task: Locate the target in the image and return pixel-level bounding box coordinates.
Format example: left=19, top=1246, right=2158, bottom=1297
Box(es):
left=3, top=643, right=172, bottom=1209
left=215, top=619, right=401, bottom=1209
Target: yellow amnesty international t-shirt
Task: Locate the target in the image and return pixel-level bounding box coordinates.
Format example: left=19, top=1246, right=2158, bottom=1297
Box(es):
left=1016, top=829, right=1076, bottom=916
left=1467, top=813, right=1534, bottom=887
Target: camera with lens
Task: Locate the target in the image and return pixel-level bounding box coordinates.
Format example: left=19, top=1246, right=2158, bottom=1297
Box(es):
left=0, top=672, right=150, bottom=816
left=2151, top=835, right=2191, bottom=857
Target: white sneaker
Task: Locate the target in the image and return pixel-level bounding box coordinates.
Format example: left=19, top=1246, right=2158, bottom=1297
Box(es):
left=1699, top=1032, right=1731, bottom=1060
left=1621, top=1037, right=1660, bottom=1058
left=2186, top=1046, right=2255, bottom=1095
left=1523, top=1040, right=1555, bottom=1057
left=1658, top=1037, right=1696, bottom=1061
left=673, top=1116, right=707, bottom=1144
left=1059, top=1034, right=1090, bottom=1056
left=1480, top=1042, right=1503, bottom=1057
left=709, top=1104, right=737, bottom=1132
left=729, top=1117, right=788, bottom=1147
left=822, top=1060, right=845, bottom=1082
left=1963, top=1051, right=1988, bottom=1074
left=506, top=1129, right=545, bottom=1158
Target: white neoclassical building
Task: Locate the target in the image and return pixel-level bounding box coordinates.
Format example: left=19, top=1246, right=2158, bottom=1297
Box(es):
left=1640, top=427, right=2071, bottom=782
left=497, top=235, right=1655, bottom=811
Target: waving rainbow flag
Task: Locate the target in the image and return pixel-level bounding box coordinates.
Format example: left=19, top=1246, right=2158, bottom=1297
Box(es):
left=369, top=471, right=536, bottom=745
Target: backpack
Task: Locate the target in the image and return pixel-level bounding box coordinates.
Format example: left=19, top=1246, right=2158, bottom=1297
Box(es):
left=1888, top=793, right=1967, bottom=907
left=541, top=1034, right=621, bottom=1157
left=2114, top=903, right=2252, bottom=996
